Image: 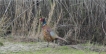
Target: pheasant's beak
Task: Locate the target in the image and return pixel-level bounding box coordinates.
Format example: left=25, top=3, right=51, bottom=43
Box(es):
left=39, top=18, right=42, bottom=22
left=39, top=18, right=45, bottom=22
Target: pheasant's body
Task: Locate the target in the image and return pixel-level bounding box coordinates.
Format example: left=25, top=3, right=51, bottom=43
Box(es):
left=40, top=18, right=67, bottom=47
left=42, top=25, right=55, bottom=42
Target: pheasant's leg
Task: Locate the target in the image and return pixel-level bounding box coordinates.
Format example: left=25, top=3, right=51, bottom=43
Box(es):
left=53, top=40, right=56, bottom=48
left=47, top=42, right=49, bottom=47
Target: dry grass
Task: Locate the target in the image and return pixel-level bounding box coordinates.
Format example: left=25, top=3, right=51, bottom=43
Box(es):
left=0, top=0, right=106, bottom=44
left=0, top=0, right=106, bottom=54
left=0, top=37, right=106, bottom=54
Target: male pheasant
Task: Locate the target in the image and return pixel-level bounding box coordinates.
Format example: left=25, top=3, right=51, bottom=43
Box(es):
left=39, top=18, right=67, bottom=47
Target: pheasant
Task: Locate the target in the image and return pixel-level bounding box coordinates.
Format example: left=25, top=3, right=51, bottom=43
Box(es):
left=39, top=18, right=67, bottom=47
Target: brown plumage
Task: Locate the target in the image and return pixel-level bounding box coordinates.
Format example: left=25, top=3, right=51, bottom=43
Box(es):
left=39, top=18, right=67, bottom=47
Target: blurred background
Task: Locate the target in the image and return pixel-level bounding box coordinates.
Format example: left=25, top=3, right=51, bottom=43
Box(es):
left=0, top=0, right=106, bottom=45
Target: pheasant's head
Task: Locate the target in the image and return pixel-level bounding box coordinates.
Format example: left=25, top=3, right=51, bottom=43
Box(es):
left=39, top=18, right=46, bottom=25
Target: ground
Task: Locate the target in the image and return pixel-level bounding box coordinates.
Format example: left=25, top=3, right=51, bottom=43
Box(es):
left=0, top=37, right=106, bottom=54
left=0, top=41, right=106, bottom=54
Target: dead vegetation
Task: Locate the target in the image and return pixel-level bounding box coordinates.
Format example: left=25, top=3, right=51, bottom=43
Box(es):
left=0, top=0, right=106, bottom=45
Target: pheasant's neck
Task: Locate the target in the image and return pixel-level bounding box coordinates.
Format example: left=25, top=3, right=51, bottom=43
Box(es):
left=43, top=24, right=46, bottom=26
left=42, top=20, right=46, bottom=26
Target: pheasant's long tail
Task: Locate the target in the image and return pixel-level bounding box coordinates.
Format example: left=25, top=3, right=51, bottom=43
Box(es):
left=56, top=37, right=68, bottom=43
